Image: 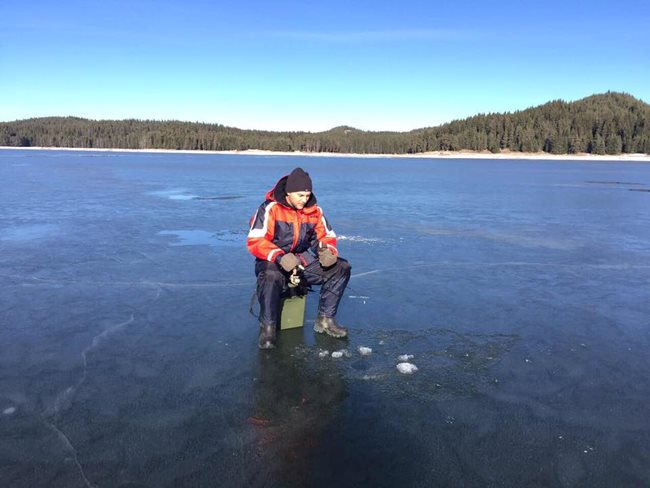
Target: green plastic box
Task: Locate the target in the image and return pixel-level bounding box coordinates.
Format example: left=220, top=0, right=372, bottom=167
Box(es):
left=280, top=295, right=307, bottom=330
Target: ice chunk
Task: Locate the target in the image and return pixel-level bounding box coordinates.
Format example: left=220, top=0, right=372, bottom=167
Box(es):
left=396, top=362, right=418, bottom=374
left=362, top=374, right=380, bottom=381
left=331, top=349, right=351, bottom=359
left=358, top=346, right=372, bottom=356
left=318, top=350, right=329, bottom=358
left=398, top=354, right=414, bottom=362
left=3, top=407, right=16, bottom=415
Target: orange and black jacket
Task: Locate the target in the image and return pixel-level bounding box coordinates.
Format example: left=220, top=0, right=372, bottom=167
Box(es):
left=247, top=174, right=338, bottom=266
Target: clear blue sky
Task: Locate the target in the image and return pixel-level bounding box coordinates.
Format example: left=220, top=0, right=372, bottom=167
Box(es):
left=2, top=0, right=649, bottom=132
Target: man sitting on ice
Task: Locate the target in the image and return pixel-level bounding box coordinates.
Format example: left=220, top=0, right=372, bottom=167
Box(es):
left=247, top=168, right=351, bottom=349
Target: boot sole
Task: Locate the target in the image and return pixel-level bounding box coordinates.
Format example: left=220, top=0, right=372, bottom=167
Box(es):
left=313, top=324, right=347, bottom=338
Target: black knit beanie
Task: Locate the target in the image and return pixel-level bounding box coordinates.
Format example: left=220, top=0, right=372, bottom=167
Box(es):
left=285, top=168, right=312, bottom=193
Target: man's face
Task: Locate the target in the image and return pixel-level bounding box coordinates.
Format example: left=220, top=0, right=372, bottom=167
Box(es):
left=286, top=191, right=311, bottom=210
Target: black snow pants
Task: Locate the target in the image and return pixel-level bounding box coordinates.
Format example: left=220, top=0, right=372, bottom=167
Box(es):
left=255, top=257, right=351, bottom=327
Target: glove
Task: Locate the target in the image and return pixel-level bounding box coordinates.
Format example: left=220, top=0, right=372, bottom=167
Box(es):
left=318, top=247, right=337, bottom=267
left=279, top=253, right=300, bottom=272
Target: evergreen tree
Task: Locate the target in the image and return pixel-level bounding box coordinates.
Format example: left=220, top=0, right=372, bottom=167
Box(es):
left=592, top=134, right=606, bottom=154
left=605, top=133, right=623, bottom=154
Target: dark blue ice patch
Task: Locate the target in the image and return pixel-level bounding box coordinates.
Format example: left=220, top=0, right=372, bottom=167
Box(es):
left=158, top=230, right=244, bottom=247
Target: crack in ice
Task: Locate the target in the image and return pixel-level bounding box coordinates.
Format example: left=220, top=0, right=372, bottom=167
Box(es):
left=45, top=314, right=135, bottom=487
left=0, top=273, right=252, bottom=288
left=45, top=421, right=97, bottom=488
left=349, top=262, right=650, bottom=280
left=52, top=314, right=135, bottom=415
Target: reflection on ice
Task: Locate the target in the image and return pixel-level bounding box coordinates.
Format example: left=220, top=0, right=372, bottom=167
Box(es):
left=250, top=329, right=348, bottom=486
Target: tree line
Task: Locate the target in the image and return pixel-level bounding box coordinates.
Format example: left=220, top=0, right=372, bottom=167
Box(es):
left=1, top=92, right=648, bottom=155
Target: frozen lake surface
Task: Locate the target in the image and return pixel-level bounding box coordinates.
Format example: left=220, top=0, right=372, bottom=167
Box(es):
left=1, top=149, right=649, bottom=487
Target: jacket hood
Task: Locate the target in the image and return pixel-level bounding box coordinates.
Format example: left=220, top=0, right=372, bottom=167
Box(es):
left=265, top=175, right=318, bottom=211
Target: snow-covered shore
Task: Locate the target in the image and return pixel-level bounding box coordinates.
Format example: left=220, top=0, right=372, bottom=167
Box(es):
left=2, top=146, right=649, bottom=162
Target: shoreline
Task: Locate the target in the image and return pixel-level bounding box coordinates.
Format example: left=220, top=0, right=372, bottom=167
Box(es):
left=1, top=146, right=649, bottom=162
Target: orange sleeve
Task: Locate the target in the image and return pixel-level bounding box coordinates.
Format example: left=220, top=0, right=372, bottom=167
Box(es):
left=247, top=202, right=285, bottom=262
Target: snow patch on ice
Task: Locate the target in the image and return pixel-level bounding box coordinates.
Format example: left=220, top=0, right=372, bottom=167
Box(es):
left=148, top=189, right=198, bottom=200
left=338, top=235, right=384, bottom=244
left=396, top=362, right=418, bottom=374
left=168, top=193, right=198, bottom=201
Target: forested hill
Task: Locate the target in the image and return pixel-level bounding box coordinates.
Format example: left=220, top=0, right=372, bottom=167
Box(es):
left=1, top=92, right=649, bottom=155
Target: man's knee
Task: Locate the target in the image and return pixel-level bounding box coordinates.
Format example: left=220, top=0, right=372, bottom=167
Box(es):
left=336, top=258, right=351, bottom=276
left=258, top=264, right=286, bottom=286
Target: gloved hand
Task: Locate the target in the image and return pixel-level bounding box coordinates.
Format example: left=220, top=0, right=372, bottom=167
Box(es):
left=318, top=246, right=337, bottom=267
left=279, top=253, right=301, bottom=272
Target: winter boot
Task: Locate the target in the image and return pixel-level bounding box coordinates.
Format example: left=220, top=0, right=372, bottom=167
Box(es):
left=314, top=314, right=348, bottom=338
left=258, top=322, right=277, bottom=349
